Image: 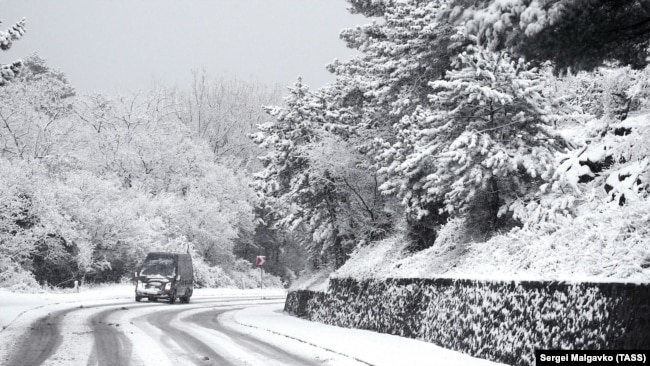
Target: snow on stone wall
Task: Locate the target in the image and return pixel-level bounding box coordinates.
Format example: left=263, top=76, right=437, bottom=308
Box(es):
left=285, top=278, right=650, bottom=366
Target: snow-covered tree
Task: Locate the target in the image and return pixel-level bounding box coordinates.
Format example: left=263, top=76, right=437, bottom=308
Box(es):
left=168, top=71, right=282, bottom=170
left=253, top=78, right=394, bottom=267
left=346, top=0, right=393, bottom=16
left=330, top=0, right=464, bottom=134
left=0, top=63, right=267, bottom=287
left=444, top=0, right=650, bottom=71
left=71, top=91, right=210, bottom=193
left=379, top=46, right=568, bottom=236
left=0, top=54, right=74, bottom=160
left=234, top=203, right=308, bottom=286
left=253, top=1, right=474, bottom=254
left=316, top=0, right=471, bottom=246
left=0, top=159, right=39, bottom=288
left=0, top=18, right=26, bottom=86
left=252, top=79, right=339, bottom=266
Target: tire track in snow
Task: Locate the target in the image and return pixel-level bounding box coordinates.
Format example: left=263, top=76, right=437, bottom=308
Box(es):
left=87, top=307, right=135, bottom=366
left=184, top=306, right=322, bottom=366
left=132, top=300, right=285, bottom=365
left=3, top=300, right=155, bottom=366
left=140, top=308, right=232, bottom=365
left=3, top=295, right=286, bottom=366
left=4, top=310, right=64, bottom=366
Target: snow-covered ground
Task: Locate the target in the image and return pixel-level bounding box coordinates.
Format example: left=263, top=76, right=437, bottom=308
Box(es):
left=324, top=209, right=650, bottom=287
left=235, top=305, right=503, bottom=366
left=0, top=284, right=285, bottom=331
left=0, top=285, right=504, bottom=366
left=289, top=113, right=650, bottom=290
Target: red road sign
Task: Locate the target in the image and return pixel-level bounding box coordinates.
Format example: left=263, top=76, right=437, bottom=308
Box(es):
left=256, top=256, right=266, bottom=265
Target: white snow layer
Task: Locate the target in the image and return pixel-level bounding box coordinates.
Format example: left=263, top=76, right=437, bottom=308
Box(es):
left=0, top=285, right=505, bottom=366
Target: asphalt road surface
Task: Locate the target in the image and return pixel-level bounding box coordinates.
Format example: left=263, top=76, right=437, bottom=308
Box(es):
left=1, top=295, right=360, bottom=366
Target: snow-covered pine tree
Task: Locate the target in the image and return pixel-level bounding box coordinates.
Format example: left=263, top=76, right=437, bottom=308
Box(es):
left=443, top=0, right=650, bottom=71
left=346, top=0, right=393, bottom=17
left=321, top=0, right=471, bottom=247
left=331, top=0, right=463, bottom=133
left=379, top=46, right=568, bottom=236
left=0, top=18, right=26, bottom=86
left=252, top=79, right=348, bottom=267
left=252, top=78, right=316, bottom=207
left=253, top=76, right=397, bottom=268
left=262, top=1, right=454, bottom=260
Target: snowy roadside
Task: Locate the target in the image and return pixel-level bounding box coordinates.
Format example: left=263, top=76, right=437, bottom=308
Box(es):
left=1, top=285, right=130, bottom=330
left=233, top=304, right=505, bottom=366
left=0, top=284, right=286, bottom=330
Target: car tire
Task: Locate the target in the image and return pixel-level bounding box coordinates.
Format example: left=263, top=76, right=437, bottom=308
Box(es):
left=180, top=289, right=191, bottom=304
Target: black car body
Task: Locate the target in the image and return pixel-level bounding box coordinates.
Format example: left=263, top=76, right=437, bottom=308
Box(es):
left=135, top=252, right=193, bottom=304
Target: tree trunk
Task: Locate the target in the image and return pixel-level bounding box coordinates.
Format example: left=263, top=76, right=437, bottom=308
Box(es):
left=487, top=177, right=500, bottom=232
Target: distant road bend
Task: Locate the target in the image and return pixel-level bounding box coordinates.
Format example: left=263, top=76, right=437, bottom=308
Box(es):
left=1, top=294, right=364, bottom=366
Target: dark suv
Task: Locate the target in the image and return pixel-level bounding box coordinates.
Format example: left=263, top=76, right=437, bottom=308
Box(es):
left=135, top=252, right=194, bottom=304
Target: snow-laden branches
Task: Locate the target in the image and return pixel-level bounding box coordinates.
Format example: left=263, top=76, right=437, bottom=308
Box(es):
left=252, top=78, right=396, bottom=267
left=442, top=0, right=650, bottom=71
left=378, top=46, right=569, bottom=230
left=0, top=61, right=272, bottom=288
left=0, top=18, right=26, bottom=50
left=0, top=18, right=27, bottom=86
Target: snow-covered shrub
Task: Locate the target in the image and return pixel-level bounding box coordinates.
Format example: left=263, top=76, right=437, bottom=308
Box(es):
left=192, top=258, right=236, bottom=288
left=334, top=234, right=409, bottom=280
left=0, top=258, right=40, bottom=291
left=528, top=112, right=650, bottom=229
left=545, top=65, right=650, bottom=124
left=192, top=257, right=283, bottom=289
left=448, top=198, right=650, bottom=282
left=227, top=258, right=284, bottom=289
left=433, top=217, right=469, bottom=250
left=331, top=198, right=650, bottom=282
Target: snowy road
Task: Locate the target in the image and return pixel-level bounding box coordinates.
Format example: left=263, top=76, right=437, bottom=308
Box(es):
left=1, top=295, right=352, bottom=366
left=0, top=286, right=504, bottom=366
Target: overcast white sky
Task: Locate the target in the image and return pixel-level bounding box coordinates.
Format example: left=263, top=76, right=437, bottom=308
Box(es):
left=0, top=0, right=365, bottom=93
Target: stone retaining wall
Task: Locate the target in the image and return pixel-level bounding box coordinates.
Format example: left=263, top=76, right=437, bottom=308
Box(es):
left=284, top=278, right=650, bottom=366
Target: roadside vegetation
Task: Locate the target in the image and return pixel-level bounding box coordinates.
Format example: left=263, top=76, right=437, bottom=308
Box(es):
left=2, top=1, right=650, bottom=291
left=254, top=0, right=650, bottom=285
